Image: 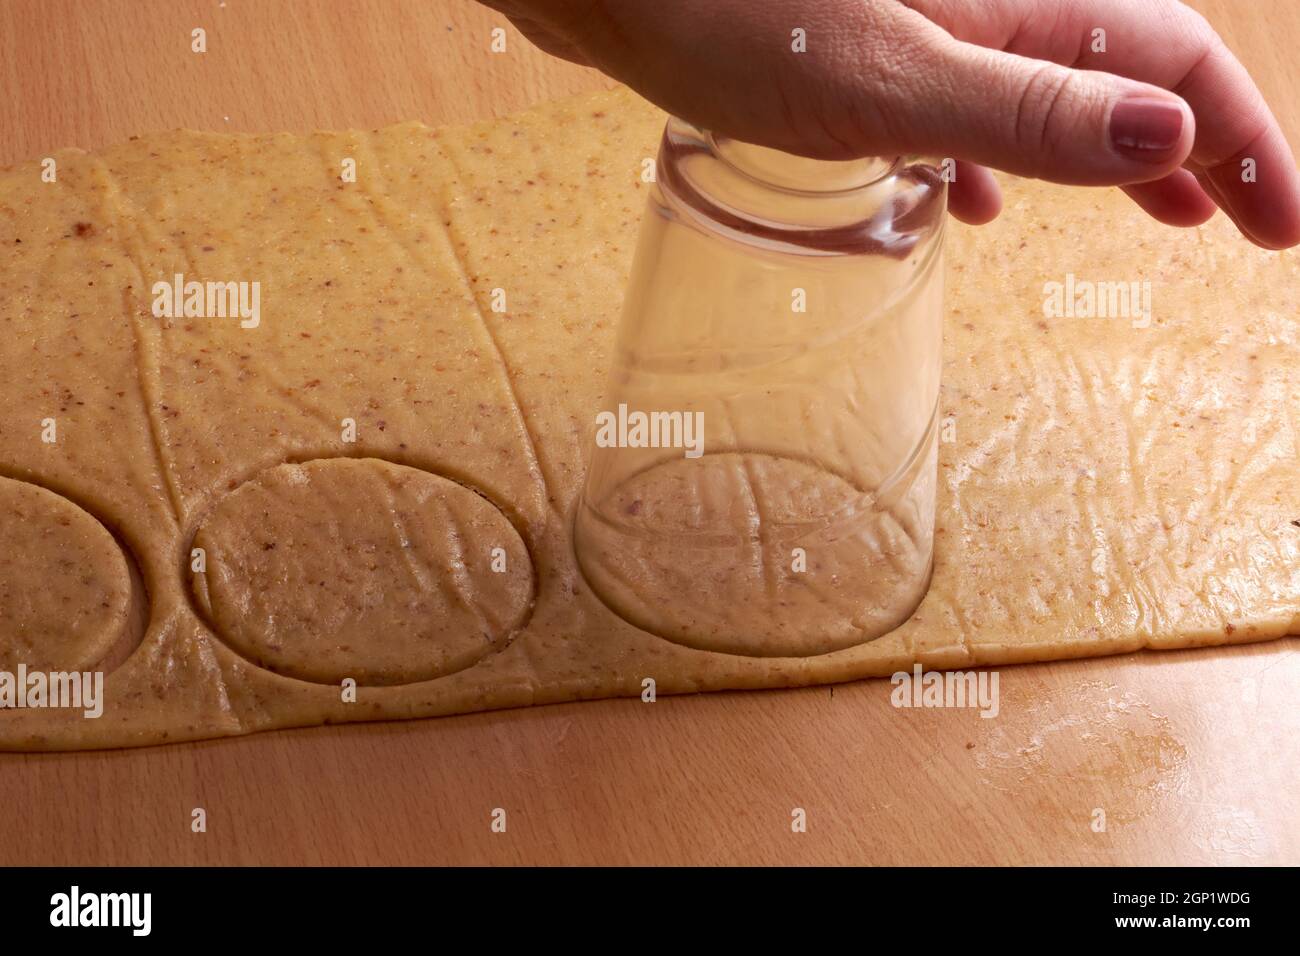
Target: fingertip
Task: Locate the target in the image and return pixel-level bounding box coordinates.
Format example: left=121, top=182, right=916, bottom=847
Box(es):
left=1121, top=170, right=1218, bottom=229
left=947, top=162, right=1002, bottom=225
left=1194, top=149, right=1300, bottom=250
left=1106, top=94, right=1197, bottom=181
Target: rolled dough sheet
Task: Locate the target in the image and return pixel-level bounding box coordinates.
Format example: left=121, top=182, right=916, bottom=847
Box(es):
left=0, top=87, right=1296, bottom=750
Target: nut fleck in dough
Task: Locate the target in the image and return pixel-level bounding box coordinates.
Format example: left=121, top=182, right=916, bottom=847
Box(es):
left=0, top=86, right=1296, bottom=751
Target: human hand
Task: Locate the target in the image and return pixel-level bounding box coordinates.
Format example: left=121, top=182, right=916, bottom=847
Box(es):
left=479, top=0, right=1300, bottom=248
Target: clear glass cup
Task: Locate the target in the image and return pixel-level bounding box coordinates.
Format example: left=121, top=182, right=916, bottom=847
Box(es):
left=574, top=118, right=946, bottom=658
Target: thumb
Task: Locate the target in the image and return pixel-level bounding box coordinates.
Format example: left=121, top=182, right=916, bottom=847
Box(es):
left=896, top=39, right=1196, bottom=186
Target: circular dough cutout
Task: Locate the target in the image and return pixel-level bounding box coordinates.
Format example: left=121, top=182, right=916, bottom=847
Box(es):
left=191, top=458, right=533, bottom=686
left=575, top=452, right=933, bottom=657
left=0, top=475, right=132, bottom=672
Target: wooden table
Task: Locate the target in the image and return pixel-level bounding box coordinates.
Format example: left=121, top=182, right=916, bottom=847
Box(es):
left=1, top=0, right=1297, bottom=866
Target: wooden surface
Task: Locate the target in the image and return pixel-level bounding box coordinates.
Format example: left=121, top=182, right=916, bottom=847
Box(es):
left=1, top=0, right=1298, bottom=866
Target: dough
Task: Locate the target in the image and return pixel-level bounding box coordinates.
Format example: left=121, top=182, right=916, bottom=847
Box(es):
left=191, top=458, right=533, bottom=686
left=0, top=87, right=1296, bottom=750
left=0, top=476, right=132, bottom=673
left=574, top=450, right=936, bottom=657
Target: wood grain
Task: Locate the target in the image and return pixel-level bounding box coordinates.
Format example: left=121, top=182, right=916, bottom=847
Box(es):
left=0, top=0, right=615, bottom=166
left=1, top=0, right=1297, bottom=866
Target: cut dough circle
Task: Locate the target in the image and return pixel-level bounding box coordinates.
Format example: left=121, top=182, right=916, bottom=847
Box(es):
left=0, top=475, right=132, bottom=672
left=190, top=458, right=534, bottom=686
left=575, top=451, right=933, bottom=657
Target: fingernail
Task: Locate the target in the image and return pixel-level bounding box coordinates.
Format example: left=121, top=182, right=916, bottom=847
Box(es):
left=1110, top=98, right=1185, bottom=161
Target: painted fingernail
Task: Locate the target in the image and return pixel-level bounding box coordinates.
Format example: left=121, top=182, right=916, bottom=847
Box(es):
left=1110, top=98, right=1185, bottom=161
